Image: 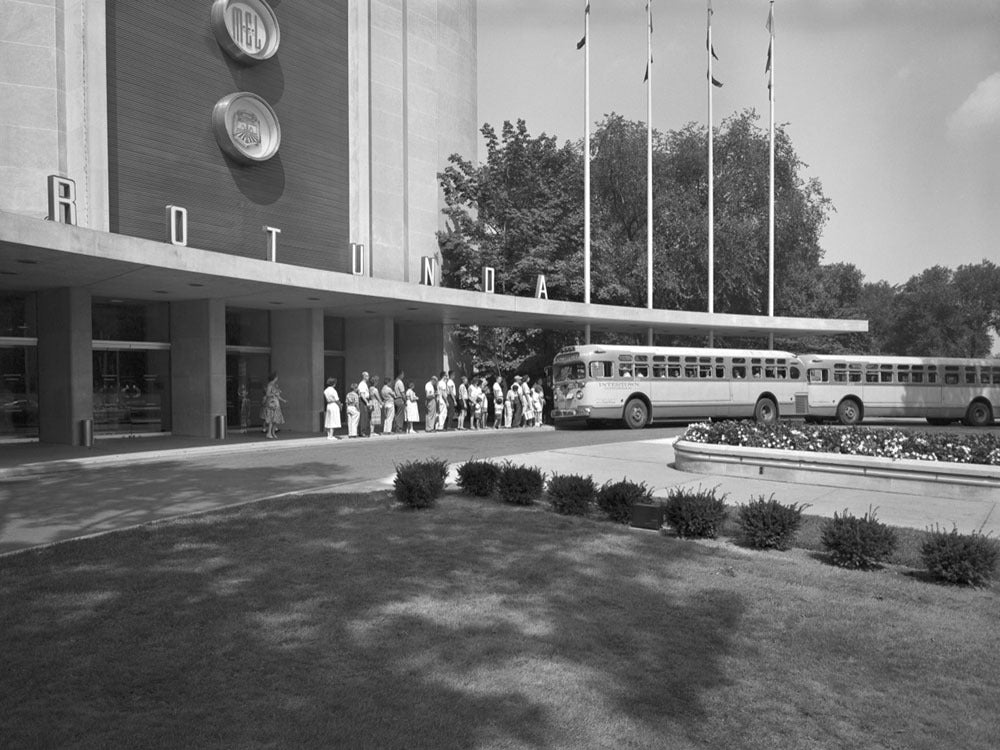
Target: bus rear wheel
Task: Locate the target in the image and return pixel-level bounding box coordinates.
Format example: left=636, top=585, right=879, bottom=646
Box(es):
left=836, top=398, right=863, bottom=426
left=753, top=397, right=778, bottom=424
left=964, top=400, right=993, bottom=427
left=623, top=398, right=649, bottom=430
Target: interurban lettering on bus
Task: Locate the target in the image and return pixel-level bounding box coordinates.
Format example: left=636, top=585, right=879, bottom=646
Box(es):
left=551, top=345, right=1000, bottom=430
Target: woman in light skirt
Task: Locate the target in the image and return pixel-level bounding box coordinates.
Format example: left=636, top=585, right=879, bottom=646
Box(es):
left=404, top=382, right=420, bottom=433
left=323, top=378, right=341, bottom=439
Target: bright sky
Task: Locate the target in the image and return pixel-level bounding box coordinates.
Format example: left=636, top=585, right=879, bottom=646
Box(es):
left=477, top=0, right=1000, bottom=285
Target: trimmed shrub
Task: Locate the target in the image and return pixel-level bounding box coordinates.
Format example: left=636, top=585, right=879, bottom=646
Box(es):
left=921, top=526, right=1000, bottom=586
left=456, top=460, right=501, bottom=498
left=393, top=458, right=449, bottom=509
left=547, top=474, right=596, bottom=516
left=820, top=507, right=897, bottom=569
left=663, top=485, right=728, bottom=539
left=596, top=478, right=654, bottom=524
left=495, top=462, right=545, bottom=506
left=737, top=494, right=807, bottom=550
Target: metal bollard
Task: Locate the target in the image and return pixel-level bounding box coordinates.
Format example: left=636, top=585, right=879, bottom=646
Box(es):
left=79, top=418, right=94, bottom=448
left=213, top=414, right=227, bottom=440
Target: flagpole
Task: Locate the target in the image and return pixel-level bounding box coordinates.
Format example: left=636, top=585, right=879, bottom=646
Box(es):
left=646, top=0, right=653, bottom=319
left=767, top=0, right=775, bottom=348
left=583, top=1, right=591, bottom=345
left=707, top=0, right=715, bottom=347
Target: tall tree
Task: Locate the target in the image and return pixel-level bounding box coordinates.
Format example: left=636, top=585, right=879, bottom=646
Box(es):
left=437, top=120, right=583, bottom=376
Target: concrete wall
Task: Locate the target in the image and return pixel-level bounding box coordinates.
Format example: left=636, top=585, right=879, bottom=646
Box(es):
left=360, top=0, right=478, bottom=283
left=0, top=1, right=107, bottom=228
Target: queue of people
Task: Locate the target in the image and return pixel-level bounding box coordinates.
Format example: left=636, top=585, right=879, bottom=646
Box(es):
left=326, top=369, right=547, bottom=439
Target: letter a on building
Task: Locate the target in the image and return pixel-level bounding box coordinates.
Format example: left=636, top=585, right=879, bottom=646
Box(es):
left=535, top=274, right=548, bottom=300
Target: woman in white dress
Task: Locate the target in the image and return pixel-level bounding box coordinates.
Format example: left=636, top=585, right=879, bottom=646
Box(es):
left=323, top=378, right=341, bottom=439
left=404, top=382, right=420, bottom=433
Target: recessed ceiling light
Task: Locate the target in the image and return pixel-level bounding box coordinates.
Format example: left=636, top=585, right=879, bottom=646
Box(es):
left=188, top=282, right=204, bottom=287
left=16, top=259, right=38, bottom=265
left=363, top=310, right=375, bottom=314
left=154, top=290, right=169, bottom=294
left=307, top=297, right=320, bottom=301
left=269, top=301, right=283, bottom=305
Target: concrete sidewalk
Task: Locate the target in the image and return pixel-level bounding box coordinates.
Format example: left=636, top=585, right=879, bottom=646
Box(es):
left=1, top=432, right=997, bottom=556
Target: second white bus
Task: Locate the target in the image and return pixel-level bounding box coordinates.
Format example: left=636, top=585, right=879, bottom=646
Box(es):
left=799, top=353, right=999, bottom=426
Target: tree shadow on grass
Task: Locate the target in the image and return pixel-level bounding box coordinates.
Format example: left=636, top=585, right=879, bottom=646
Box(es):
left=0, top=495, right=745, bottom=748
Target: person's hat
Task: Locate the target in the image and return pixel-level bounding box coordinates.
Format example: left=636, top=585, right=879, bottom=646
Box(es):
left=514, top=375, right=522, bottom=381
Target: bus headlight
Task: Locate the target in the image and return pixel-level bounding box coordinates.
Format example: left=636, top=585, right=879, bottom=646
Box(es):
left=575, top=389, right=584, bottom=400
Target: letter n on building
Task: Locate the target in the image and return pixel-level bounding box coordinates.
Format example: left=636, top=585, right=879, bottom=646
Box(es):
left=420, top=256, right=437, bottom=286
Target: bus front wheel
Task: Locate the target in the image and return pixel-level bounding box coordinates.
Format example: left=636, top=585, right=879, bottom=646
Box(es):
left=753, top=397, right=778, bottom=424
left=623, top=398, right=649, bottom=430
left=836, top=399, right=863, bottom=426
left=964, top=401, right=993, bottom=427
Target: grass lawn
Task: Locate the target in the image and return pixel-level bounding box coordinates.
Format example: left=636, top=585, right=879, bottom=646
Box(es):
left=1, top=490, right=997, bottom=749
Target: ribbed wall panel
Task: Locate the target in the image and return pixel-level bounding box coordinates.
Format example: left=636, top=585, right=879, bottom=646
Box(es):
left=106, top=1, right=349, bottom=272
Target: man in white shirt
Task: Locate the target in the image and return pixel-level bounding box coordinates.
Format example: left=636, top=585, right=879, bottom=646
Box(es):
left=457, top=376, right=469, bottom=430
left=357, top=372, right=371, bottom=437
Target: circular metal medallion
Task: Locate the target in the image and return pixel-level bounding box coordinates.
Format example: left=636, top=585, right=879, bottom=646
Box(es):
left=211, top=0, right=280, bottom=63
left=212, top=92, right=281, bottom=163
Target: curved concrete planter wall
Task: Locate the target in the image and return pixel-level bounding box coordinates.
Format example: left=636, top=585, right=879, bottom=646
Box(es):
left=673, top=440, right=1000, bottom=502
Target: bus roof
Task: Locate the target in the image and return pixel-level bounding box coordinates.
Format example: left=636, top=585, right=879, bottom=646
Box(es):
left=798, top=353, right=1000, bottom=367
left=554, top=345, right=800, bottom=360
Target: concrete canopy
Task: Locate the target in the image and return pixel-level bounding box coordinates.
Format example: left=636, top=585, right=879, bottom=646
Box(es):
left=1, top=211, right=867, bottom=339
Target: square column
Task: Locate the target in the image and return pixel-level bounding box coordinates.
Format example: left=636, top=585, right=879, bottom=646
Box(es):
left=270, top=309, right=324, bottom=433
left=345, top=317, right=395, bottom=386
left=170, top=299, right=226, bottom=437
left=396, top=321, right=445, bottom=385
left=37, top=287, right=92, bottom=445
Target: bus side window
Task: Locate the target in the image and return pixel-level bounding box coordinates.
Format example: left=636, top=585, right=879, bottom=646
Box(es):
left=897, top=372, right=909, bottom=383
left=590, top=361, right=611, bottom=378
left=732, top=366, right=746, bottom=379
left=635, top=364, right=649, bottom=378
left=928, top=372, right=938, bottom=384
left=880, top=371, right=893, bottom=383
left=751, top=366, right=762, bottom=379
left=945, top=373, right=958, bottom=385
left=652, top=365, right=666, bottom=378
left=789, top=366, right=801, bottom=380
left=866, top=370, right=879, bottom=383
left=668, top=366, right=681, bottom=378
left=619, top=363, right=633, bottom=378
left=716, top=366, right=725, bottom=378
left=808, top=368, right=826, bottom=383
left=684, top=365, right=698, bottom=378
left=965, top=369, right=977, bottom=385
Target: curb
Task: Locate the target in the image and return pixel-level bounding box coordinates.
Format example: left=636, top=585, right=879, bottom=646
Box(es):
left=673, top=439, right=1000, bottom=501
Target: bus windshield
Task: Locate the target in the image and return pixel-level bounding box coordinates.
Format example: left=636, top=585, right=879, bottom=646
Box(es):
left=554, top=362, right=586, bottom=382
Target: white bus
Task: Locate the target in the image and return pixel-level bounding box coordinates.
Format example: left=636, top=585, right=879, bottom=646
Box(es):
left=550, top=345, right=809, bottom=429
left=798, top=353, right=1000, bottom=426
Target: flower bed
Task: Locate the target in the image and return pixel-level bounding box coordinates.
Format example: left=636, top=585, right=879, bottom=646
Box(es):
left=681, top=421, right=1000, bottom=467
